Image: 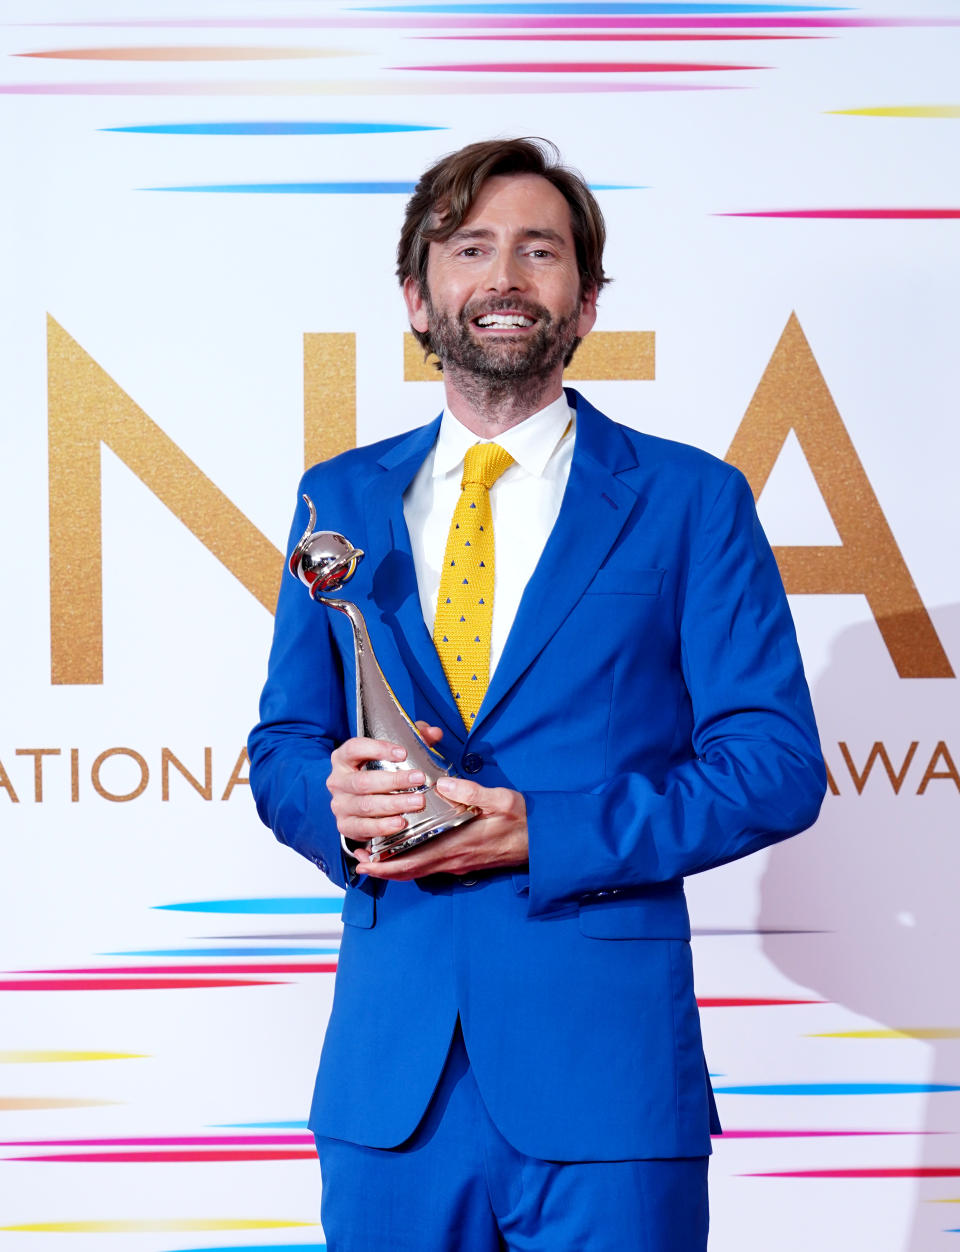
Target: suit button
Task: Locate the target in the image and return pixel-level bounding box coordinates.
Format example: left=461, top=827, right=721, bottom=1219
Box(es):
left=460, top=878, right=478, bottom=887
left=462, top=752, right=483, bottom=774
left=312, top=854, right=329, bottom=874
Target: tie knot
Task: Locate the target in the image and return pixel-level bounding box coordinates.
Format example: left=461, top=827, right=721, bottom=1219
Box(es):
left=462, top=442, right=515, bottom=491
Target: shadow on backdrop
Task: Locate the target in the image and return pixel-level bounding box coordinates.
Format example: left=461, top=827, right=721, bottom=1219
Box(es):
left=759, top=604, right=960, bottom=1251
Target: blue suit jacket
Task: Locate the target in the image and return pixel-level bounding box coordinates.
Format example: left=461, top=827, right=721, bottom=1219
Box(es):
left=248, top=389, right=826, bottom=1162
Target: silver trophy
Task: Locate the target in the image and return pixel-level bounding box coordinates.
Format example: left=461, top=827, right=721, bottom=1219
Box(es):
left=289, top=495, right=478, bottom=862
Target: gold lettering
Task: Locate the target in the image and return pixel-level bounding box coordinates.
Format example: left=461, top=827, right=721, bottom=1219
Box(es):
left=221, top=747, right=251, bottom=801
left=161, top=747, right=213, bottom=801
left=725, top=314, right=953, bottom=678
left=402, top=330, right=656, bottom=382
left=14, top=748, right=61, bottom=802
left=916, top=741, right=960, bottom=794
left=90, top=747, right=149, bottom=802
left=0, top=758, right=20, bottom=803
left=824, top=760, right=840, bottom=796
left=303, top=333, right=357, bottom=468
left=837, top=741, right=918, bottom=795
left=70, top=748, right=79, bottom=802
left=47, top=316, right=283, bottom=685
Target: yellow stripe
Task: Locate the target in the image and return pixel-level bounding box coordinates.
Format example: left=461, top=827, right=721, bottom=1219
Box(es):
left=0, top=1050, right=146, bottom=1063
left=809, top=1028, right=960, bottom=1040
left=829, top=106, right=960, bottom=118
left=0, top=1219, right=317, bottom=1233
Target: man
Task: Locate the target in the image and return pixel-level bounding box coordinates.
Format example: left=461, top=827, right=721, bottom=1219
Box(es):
left=248, top=137, right=826, bottom=1251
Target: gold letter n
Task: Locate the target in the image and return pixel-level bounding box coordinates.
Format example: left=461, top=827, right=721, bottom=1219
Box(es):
left=47, top=316, right=287, bottom=684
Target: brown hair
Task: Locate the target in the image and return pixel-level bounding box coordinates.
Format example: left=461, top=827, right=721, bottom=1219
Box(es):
left=397, top=137, right=610, bottom=349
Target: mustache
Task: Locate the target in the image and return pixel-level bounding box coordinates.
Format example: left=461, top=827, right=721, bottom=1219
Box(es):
left=461, top=297, right=550, bottom=323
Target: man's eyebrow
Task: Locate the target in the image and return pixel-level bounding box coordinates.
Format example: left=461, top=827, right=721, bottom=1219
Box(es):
left=445, top=226, right=569, bottom=246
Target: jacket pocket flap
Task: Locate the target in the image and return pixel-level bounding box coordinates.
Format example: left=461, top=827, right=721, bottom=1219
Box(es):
left=578, top=886, right=690, bottom=939
left=341, top=887, right=376, bottom=929
left=584, top=567, right=665, bottom=596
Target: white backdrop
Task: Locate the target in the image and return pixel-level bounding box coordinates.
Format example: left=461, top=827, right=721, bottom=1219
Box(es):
left=2, top=2, right=959, bottom=1249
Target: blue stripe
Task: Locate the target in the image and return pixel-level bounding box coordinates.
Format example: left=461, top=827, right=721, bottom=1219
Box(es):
left=107, top=122, right=442, bottom=135
left=102, top=947, right=340, bottom=956
left=352, top=3, right=845, bottom=13
left=154, top=898, right=344, bottom=914
left=715, top=1083, right=960, bottom=1095
left=147, top=182, right=641, bottom=195
left=145, top=182, right=418, bottom=194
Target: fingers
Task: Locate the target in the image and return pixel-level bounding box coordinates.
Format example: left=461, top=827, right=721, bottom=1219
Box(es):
left=330, top=736, right=407, bottom=771
left=435, top=776, right=519, bottom=816
left=356, top=804, right=528, bottom=881
left=415, top=721, right=444, bottom=746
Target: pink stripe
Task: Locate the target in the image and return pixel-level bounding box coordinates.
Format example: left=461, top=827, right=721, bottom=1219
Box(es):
left=395, top=60, right=763, bottom=71
left=428, top=33, right=815, bottom=41
left=0, top=978, right=283, bottom=990
left=0, top=1135, right=313, bottom=1147
left=31, top=964, right=336, bottom=975
left=11, top=1148, right=317, bottom=1163
left=696, top=997, right=822, bottom=1007
left=750, top=1167, right=960, bottom=1178
left=715, top=1129, right=923, bottom=1139
left=720, top=209, right=960, bottom=219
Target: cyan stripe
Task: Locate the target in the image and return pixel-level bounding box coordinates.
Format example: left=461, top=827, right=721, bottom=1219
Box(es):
left=145, top=182, right=418, bottom=193
left=107, top=122, right=442, bottom=135
left=155, top=898, right=344, bottom=914
left=715, top=1083, right=960, bottom=1095
left=147, top=182, right=641, bottom=195
left=102, top=947, right=340, bottom=956
left=166, top=1246, right=326, bottom=1251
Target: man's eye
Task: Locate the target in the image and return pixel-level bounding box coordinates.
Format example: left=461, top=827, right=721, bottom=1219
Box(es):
left=459, top=247, right=482, bottom=257
left=528, top=249, right=554, bottom=259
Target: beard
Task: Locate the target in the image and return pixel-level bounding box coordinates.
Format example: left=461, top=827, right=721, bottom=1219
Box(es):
left=424, top=294, right=582, bottom=394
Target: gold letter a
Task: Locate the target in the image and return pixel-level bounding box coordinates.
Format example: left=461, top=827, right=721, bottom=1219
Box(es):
left=725, top=313, right=952, bottom=678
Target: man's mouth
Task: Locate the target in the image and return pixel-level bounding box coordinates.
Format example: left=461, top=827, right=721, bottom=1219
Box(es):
left=472, top=312, right=536, bottom=330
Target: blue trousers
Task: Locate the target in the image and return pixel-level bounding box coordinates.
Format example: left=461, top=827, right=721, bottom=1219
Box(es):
left=315, top=1024, right=709, bottom=1251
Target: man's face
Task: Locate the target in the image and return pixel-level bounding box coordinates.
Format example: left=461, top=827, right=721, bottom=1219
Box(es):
left=403, top=173, right=597, bottom=384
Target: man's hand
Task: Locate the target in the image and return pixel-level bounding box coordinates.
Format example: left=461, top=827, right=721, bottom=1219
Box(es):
left=326, top=727, right=440, bottom=848
left=328, top=722, right=529, bottom=881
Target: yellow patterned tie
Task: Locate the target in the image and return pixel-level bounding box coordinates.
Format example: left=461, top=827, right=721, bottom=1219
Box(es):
left=434, top=442, right=515, bottom=729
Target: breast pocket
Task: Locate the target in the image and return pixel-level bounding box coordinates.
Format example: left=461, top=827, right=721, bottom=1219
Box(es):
left=583, top=567, right=665, bottom=596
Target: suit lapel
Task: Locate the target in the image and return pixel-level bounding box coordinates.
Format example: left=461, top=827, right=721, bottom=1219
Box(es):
left=475, top=392, right=640, bottom=733
left=361, top=417, right=465, bottom=734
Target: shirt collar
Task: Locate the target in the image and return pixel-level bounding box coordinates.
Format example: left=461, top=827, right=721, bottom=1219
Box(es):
left=432, top=391, right=575, bottom=480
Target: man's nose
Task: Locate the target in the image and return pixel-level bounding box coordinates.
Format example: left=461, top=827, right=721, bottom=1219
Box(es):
left=485, top=251, right=526, bottom=293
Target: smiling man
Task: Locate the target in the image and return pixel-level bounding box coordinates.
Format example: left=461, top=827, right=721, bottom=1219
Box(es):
left=248, top=138, right=826, bottom=1252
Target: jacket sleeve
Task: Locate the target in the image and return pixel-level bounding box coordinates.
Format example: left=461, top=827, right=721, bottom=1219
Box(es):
left=522, top=467, right=827, bottom=918
left=247, top=483, right=352, bottom=889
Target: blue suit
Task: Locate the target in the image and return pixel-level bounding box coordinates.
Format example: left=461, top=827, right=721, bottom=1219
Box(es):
left=249, top=389, right=826, bottom=1166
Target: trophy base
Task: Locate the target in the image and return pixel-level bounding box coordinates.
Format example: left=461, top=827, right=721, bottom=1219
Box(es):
left=368, top=802, right=477, bottom=862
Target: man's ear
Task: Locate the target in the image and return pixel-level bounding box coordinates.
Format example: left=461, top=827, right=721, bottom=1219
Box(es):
left=403, top=276, right=430, bottom=334
left=576, top=283, right=599, bottom=339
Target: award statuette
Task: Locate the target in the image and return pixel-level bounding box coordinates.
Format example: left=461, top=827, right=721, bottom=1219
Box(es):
left=289, top=495, right=478, bottom=862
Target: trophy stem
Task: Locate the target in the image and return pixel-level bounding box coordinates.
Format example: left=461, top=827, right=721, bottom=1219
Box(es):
left=319, top=597, right=477, bottom=860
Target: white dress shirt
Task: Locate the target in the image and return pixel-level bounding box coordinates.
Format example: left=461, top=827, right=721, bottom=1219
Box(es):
left=403, top=392, right=576, bottom=677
